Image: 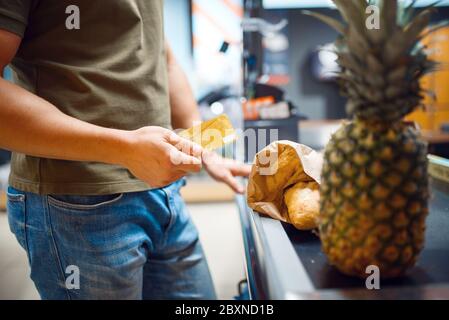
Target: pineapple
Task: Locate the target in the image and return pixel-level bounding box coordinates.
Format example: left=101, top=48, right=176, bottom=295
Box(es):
left=304, top=0, right=447, bottom=278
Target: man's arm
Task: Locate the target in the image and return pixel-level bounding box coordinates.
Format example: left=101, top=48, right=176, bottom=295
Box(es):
left=166, top=43, right=201, bottom=129
left=0, top=30, right=202, bottom=188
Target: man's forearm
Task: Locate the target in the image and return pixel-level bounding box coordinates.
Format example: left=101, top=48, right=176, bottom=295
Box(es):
left=166, top=45, right=201, bottom=129
left=0, top=77, right=130, bottom=166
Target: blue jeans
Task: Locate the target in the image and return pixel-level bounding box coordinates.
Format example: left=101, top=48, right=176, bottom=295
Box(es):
left=6, top=179, right=216, bottom=300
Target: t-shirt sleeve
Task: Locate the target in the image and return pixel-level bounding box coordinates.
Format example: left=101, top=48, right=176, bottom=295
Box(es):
left=0, top=0, right=34, bottom=37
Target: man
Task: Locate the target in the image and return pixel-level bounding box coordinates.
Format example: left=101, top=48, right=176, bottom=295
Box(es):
left=0, top=0, right=250, bottom=299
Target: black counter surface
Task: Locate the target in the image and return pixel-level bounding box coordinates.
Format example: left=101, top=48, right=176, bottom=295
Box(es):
left=283, top=178, right=449, bottom=290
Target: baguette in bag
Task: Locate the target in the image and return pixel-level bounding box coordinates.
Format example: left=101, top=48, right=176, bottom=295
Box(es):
left=246, top=141, right=323, bottom=230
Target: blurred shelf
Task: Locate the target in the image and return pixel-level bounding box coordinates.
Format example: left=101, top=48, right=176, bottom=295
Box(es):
left=299, top=120, right=449, bottom=149
left=298, top=120, right=342, bottom=151
left=421, top=130, right=449, bottom=144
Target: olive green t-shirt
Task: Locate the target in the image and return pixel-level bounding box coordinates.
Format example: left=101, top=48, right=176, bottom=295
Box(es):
left=0, top=0, right=171, bottom=195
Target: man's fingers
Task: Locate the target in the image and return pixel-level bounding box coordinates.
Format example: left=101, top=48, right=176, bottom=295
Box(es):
left=176, top=138, right=202, bottom=157
left=229, top=163, right=252, bottom=177
left=220, top=157, right=251, bottom=177
left=167, top=130, right=183, bottom=145
left=167, top=145, right=202, bottom=172
left=221, top=171, right=245, bottom=194
left=168, top=132, right=202, bottom=158
left=166, top=131, right=203, bottom=172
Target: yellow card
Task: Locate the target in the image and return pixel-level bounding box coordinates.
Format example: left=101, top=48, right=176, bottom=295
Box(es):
left=179, top=114, right=237, bottom=151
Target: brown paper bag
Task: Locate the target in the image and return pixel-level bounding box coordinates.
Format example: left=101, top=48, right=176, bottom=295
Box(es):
left=246, top=141, right=323, bottom=230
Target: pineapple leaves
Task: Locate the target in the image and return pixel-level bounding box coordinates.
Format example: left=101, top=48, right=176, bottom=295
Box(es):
left=346, top=28, right=370, bottom=61
left=402, top=1, right=442, bottom=26
left=332, top=0, right=367, bottom=33
left=301, top=10, right=346, bottom=34
left=366, top=0, right=398, bottom=45
left=305, top=0, right=440, bottom=120
left=401, top=0, right=419, bottom=25
left=338, top=52, right=366, bottom=75
left=406, top=0, right=419, bottom=12
left=384, top=7, right=435, bottom=65
left=403, top=8, right=434, bottom=48
left=417, top=1, right=442, bottom=13
left=381, top=0, right=398, bottom=33
left=420, top=19, right=449, bottom=39
left=350, top=0, right=368, bottom=14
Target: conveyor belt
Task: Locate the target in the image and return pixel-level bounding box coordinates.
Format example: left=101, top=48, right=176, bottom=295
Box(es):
left=284, top=178, right=449, bottom=290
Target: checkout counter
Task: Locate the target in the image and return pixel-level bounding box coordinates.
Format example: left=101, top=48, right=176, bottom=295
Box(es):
left=236, top=121, right=449, bottom=300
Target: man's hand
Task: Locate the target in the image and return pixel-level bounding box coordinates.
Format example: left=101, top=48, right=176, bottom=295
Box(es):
left=202, top=151, right=251, bottom=194
left=122, top=126, right=203, bottom=188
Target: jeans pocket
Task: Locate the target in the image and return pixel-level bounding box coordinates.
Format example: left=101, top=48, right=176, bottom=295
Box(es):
left=6, top=188, right=28, bottom=252
left=47, top=193, right=124, bottom=212
left=161, top=179, right=190, bottom=232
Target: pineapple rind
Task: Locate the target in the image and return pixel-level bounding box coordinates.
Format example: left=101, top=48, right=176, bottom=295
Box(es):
left=320, top=120, right=429, bottom=278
